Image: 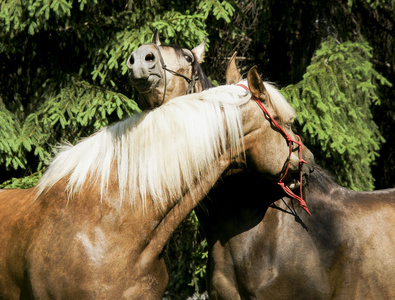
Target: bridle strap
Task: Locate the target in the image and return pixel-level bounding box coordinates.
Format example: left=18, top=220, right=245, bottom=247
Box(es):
left=148, top=43, right=199, bottom=106
left=237, top=83, right=311, bottom=215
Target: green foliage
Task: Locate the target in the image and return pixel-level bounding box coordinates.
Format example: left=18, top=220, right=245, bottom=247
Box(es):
left=347, top=0, right=395, bottom=9
left=0, top=75, right=140, bottom=178
left=0, top=99, right=22, bottom=170
left=282, top=37, right=391, bottom=190
left=0, top=172, right=42, bottom=189
left=21, top=77, right=140, bottom=162
left=198, top=0, right=235, bottom=23
left=165, top=211, right=208, bottom=299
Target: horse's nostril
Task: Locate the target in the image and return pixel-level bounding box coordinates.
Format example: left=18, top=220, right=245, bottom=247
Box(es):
left=126, top=54, right=134, bottom=70
left=128, top=55, right=134, bottom=66
left=145, top=53, right=155, bottom=62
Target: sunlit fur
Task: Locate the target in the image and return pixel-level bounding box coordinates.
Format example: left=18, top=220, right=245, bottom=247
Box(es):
left=36, top=81, right=295, bottom=210
left=263, top=82, right=296, bottom=123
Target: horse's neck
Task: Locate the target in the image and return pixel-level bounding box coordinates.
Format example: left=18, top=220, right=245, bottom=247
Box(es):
left=196, top=169, right=344, bottom=253
left=140, top=89, right=163, bottom=109
left=140, top=80, right=188, bottom=109
left=192, top=74, right=210, bottom=93
left=144, top=154, right=231, bottom=258
left=196, top=172, right=283, bottom=246
left=303, top=169, right=348, bottom=213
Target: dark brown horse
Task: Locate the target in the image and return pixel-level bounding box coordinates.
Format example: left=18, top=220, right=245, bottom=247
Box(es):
left=0, top=67, right=314, bottom=299
left=197, top=167, right=395, bottom=299
left=196, top=59, right=395, bottom=300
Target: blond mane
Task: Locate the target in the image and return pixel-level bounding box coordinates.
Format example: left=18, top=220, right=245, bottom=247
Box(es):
left=36, top=82, right=295, bottom=210
left=36, top=85, right=250, bottom=209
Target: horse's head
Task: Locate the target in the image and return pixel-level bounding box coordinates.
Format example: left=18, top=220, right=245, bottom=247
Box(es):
left=127, top=31, right=209, bottom=109
left=241, top=66, right=315, bottom=188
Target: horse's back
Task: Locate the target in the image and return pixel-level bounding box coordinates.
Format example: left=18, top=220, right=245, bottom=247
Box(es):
left=0, top=188, right=38, bottom=299
left=329, top=188, right=395, bottom=299
left=306, top=185, right=395, bottom=299
left=205, top=183, right=395, bottom=300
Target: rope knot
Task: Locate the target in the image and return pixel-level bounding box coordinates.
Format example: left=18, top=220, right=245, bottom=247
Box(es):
left=300, top=159, right=308, bottom=165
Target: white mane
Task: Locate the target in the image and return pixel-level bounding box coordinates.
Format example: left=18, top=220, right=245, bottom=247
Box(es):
left=36, top=84, right=251, bottom=210
left=36, top=81, right=295, bottom=210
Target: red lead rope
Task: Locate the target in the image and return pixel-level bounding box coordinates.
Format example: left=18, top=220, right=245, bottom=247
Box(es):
left=238, top=84, right=311, bottom=215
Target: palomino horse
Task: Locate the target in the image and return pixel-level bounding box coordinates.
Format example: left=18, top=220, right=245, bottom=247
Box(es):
left=127, top=30, right=213, bottom=109
left=0, top=67, right=314, bottom=299
left=197, top=59, right=395, bottom=299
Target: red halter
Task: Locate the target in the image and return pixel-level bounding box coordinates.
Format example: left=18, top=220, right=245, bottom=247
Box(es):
left=238, top=84, right=311, bottom=215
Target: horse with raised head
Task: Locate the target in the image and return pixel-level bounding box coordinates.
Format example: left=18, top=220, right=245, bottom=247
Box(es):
left=0, top=67, right=314, bottom=299
left=127, top=30, right=213, bottom=109
left=197, top=59, right=395, bottom=300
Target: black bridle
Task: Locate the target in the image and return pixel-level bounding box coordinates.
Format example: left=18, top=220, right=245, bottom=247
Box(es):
left=147, top=43, right=199, bottom=107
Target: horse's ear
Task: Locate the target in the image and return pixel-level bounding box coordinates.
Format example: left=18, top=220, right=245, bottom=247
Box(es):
left=247, top=66, right=268, bottom=103
left=191, top=36, right=207, bottom=64
left=226, top=52, right=242, bottom=84
left=153, top=29, right=161, bottom=46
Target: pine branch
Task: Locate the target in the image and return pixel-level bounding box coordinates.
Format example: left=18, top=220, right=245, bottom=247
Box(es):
left=282, top=37, right=390, bottom=190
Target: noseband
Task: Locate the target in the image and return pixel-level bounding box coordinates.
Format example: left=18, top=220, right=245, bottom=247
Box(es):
left=237, top=84, right=311, bottom=215
left=148, top=43, right=199, bottom=107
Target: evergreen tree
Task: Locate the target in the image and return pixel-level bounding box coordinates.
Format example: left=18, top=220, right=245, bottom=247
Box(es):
left=283, top=37, right=390, bottom=190
left=0, top=0, right=393, bottom=297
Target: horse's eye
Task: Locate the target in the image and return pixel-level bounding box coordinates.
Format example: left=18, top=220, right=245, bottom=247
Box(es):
left=184, top=54, right=193, bottom=63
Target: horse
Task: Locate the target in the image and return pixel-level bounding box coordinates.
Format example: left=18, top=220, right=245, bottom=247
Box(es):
left=126, top=30, right=213, bottom=109
left=196, top=59, right=395, bottom=299
left=198, top=167, right=395, bottom=300
left=0, top=66, right=314, bottom=299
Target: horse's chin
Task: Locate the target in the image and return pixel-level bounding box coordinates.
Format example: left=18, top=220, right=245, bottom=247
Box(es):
left=130, top=75, right=161, bottom=93
left=286, top=179, right=300, bottom=190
